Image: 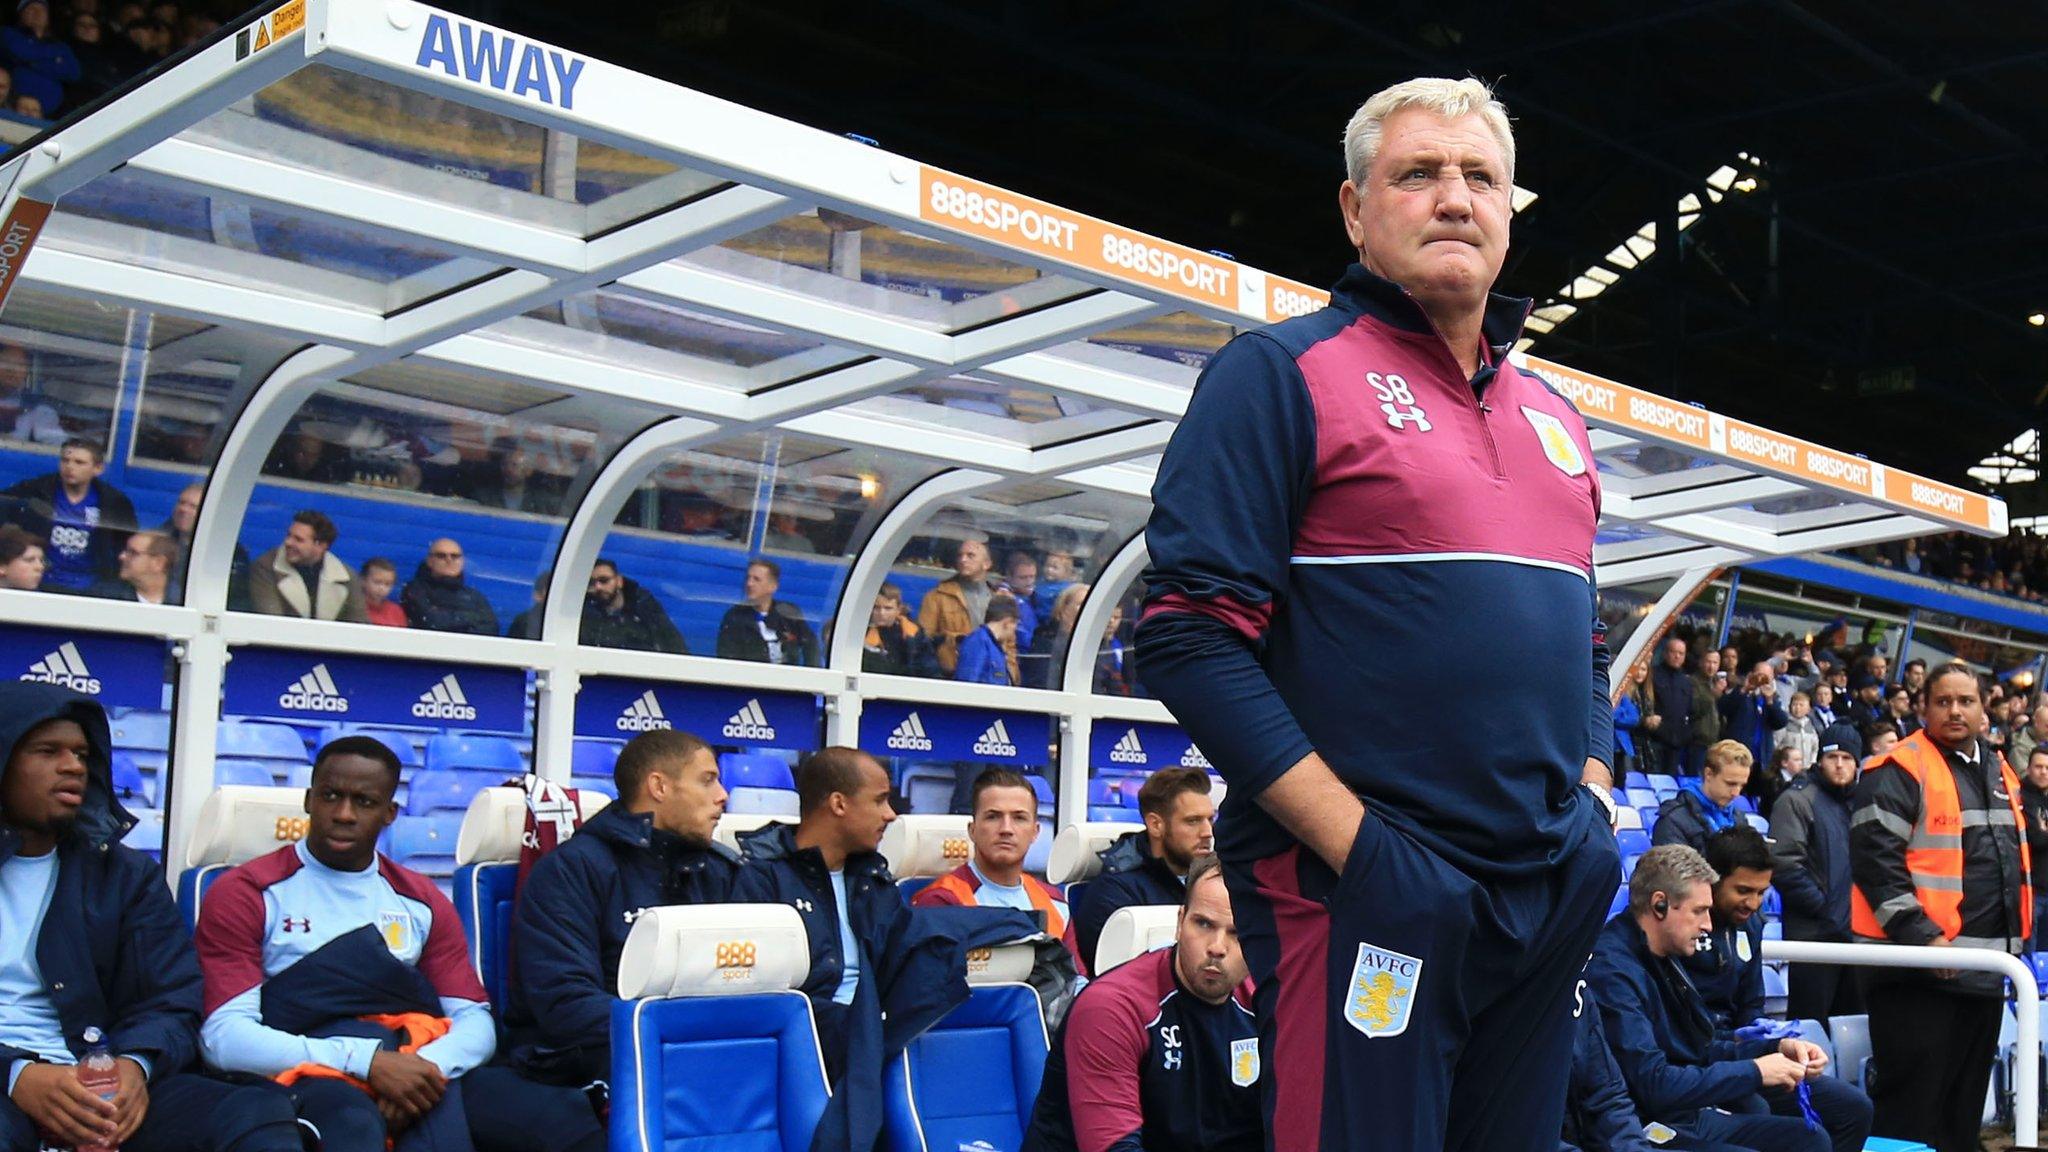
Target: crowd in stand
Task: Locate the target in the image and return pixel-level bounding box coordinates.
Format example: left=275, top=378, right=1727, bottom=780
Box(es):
left=0, top=0, right=223, bottom=120
left=1853, top=531, right=2048, bottom=604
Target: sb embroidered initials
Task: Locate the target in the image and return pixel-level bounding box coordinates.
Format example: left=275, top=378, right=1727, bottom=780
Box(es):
left=1367, top=372, right=1431, bottom=431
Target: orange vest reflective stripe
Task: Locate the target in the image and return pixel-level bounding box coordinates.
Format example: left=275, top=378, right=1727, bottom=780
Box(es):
left=1850, top=730, right=2033, bottom=942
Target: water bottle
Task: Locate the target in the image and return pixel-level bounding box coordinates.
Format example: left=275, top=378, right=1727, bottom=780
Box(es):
left=75, top=1026, right=120, bottom=1152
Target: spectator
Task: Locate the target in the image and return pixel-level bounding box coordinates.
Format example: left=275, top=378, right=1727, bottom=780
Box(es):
left=1773, top=690, right=1819, bottom=773
left=762, top=510, right=815, bottom=553
left=1026, top=581, right=1089, bottom=689
left=193, top=737, right=602, bottom=1152
left=358, top=557, right=406, bottom=628
left=1861, top=721, right=1898, bottom=766
left=1810, top=681, right=1838, bottom=728
left=1650, top=739, right=1750, bottom=853
left=954, top=594, right=1019, bottom=686
left=1884, top=685, right=1922, bottom=741
left=861, top=583, right=927, bottom=676
left=1074, top=766, right=1213, bottom=973
left=1611, top=663, right=1647, bottom=776
left=465, top=438, right=564, bottom=516
left=730, top=747, right=903, bottom=1081
left=1844, top=671, right=1885, bottom=729
left=658, top=490, right=731, bottom=540
left=1094, top=601, right=1134, bottom=696
left=1685, top=649, right=1725, bottom=776
left=1588, top=844, right=1867, bottom=1152
left=1747, top=744, right=1802, bottom=820
left=1003, top=551, right=1039, bottom=648
left=714, top=557, right=817, bottom=666
left=918, top=539, right=1010, bottom=677
left=580, top=559, right=685, bottom=654
left=1, top=436, right=136, bottom=592
left=0, top=523, right=42, bottom=590
left=1650, top=637, right=1693, bottom=776
left=157, top=482, right=250, bottom=611
left=1033, top=548, right=1077, bottom=622
left=0, top=0, right=76, bottom=117
left=1851, top=663, right=2030, bottom=1152
left=65, top=10, right=117, bottom=101
left=247, top=509, right=367, bottom=622
left=261, top=426, right=348, bottom=485
left=1770, top=722, right=1866, bottom=1022
left=1022, top=854, right=1259, bottom=1152
left=0, top=683, right=305, bottom=1152
left=505, top=570, right=546, bottom=639
left=1559, top=981, right=1654, bottom=1152
left=1679, top=826, right=1773, bottom=1032
left=97, top=529, right=174, bottom=604
left=399, top=537, right=497, bottom=635
left=8, top=91, right=37, bottom=118
left=2008, top=702, right=2048, bottom=767
left=2024, top=746, right=2048, bottom=953
left=1716, top=661, right=1787, bottom=771
left=1900, top=658, right=1928, bottom=697
left=507, top=729, right=737, bottom=1089
left=913, top=767, right=1081, bottom=968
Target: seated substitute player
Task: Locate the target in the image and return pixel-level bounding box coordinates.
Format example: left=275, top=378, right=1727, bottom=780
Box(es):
left=1588, top=845, right=1869, bottom=1152
left=1560, top=979, right=1655, bottom=1152
left=0, top=683, right=301, bottom=1152
left=507, top=728, right=739, bottom=1088
left=1022, top=853, right=1259, bottom=1152
left=194, top=737, right=600, bottom=1152
left=731, top=746, right=903, bottom=1081
left=911, top=767, right=1081, bottom=967
left=1074, top=766, right=1213, bottom=972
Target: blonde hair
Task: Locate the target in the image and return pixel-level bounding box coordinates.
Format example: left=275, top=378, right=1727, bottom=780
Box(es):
left=1343, top=77, right=1515, bottom=188
left=1704, top=738, right=1754, bottom=774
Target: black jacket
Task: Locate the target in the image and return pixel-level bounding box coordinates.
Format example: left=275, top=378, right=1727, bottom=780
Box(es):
left=1561, top=982, right=1654, bottom=1152
left=2025, top=781, right=2048, bottom=892
left=1650, top=664, right=1692, bottom=750
left=729, top=822, right=903, bottom=1035
left=1648, top=790, right=1731, bottom=855
left=1073, top=831, right=1185, bottom=973
left=1677, top=914, right=1765, bottom=1031
left=507, top=802, right=739, bottom=1085
left=0, top=473, right=137, bottom=588
left=1851, top=732, right=2027, bottom=996
left=714, top=601, right=819, bottom=666
left=580, top=577, right=687, bottom=654
left=1769, top=773, right=1855, bottom=941
left=0, top=683, right=200, bottom=1083
left=400, top=563, right=500, bottom=635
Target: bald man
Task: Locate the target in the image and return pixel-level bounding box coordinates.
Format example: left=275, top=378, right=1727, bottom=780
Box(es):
left=400, top=538, right=498, bottom=635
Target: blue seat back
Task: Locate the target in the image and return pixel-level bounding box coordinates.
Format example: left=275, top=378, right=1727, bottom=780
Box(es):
left=177, top=864, right=231, bottom=930
left=882, top=984, right=1047, bottom=1152
left=1615, top=829, right=1652, bottom=858
left=426, top=733, right=526, bottom=774
left=573, top=740, right=623, bottom=780
left=722, top=753, right=796, bottom=790
left=218, top=720, right=313, bottom=764
left=335, top=725, right=427, bottom=767
left=571, top=775, right=618, bottom=800
left=110, top=710, right=171, bottom=750
left=408, top=769, right=488, bottom=816
left=455, top=861, right=519, bottom=1010
left=215, top=759, right=281, bottom=788
left=111, top=751, right=148, bottom=806
left=391, top=813, right=462, bottom=876
left=898, top=876, right=936, bottom=902
left=611, top=992, right=829, bottom=1152
left=1828, top=1013, right=1873, bottom=1089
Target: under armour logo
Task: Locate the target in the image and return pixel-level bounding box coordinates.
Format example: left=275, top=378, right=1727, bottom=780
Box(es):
left=795, top=899, right=815, bottom=914
left=1164, top=1049, right=1182, bottom=1070
left=280, top=917, right=311, bottom=933
left=1368, top=372, right=1432, bottom=432
left=1381, top=403, right=1432, bottom=430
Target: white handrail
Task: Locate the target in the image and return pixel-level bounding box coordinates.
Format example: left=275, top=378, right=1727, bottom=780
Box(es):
left=1763, top=939, right=2038, bottom=1146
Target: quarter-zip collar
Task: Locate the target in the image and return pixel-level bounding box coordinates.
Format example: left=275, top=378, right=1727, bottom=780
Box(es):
left=1327, top=262, right=1535, bottom=386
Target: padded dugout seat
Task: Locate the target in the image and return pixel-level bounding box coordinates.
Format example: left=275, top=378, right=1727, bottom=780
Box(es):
left=179, top=785, right=313, bottom=927
left=1094, top=905, right=1178, bottom=973
left=451, top=786, right=609, bottom=1007
left=1047, top=821, right=1144, bottom=886
left=881, top=814, right=973, bottom=887
left=611, top=904, right=828, bottom=1152
left=882, top=947, right=1045, bottom=1152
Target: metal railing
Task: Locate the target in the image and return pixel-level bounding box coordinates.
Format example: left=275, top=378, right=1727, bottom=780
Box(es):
left=1764, top=939, right=2039, bottom=1146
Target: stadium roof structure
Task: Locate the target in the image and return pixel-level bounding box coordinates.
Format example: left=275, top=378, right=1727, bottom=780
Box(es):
left=0, top=0, right=2009, bottom=858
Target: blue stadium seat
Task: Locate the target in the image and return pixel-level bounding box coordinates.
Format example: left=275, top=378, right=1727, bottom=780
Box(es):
left=425, top=733, right=525, bottom=775
left=215, top=759, right=281, bottom=788
left=610, top=992, right=829, bottom=1152
left=1653, top=786, right=1678, bottom=802
left=882, top=984, right=1047, bottom=1152
left=1623, top=771, right=1651, bottom=790
left=1620, top=854, right=1642, bottom=880
left=333, top=725, right=427, bottom=768
left=898, top=876, right=936, bottom=902
left=572, top=739, right=623, bottom=780
left=178, top=866, right=229, bottom=927
left=1615, top=829, right=1652, bottom=859
left=1087, top=779, right=1121, bottom=806
left=724, top=752, right=799, bottom=816
left=121, top=809, right=163, bottom=858
left=1829, top=1013, right=1874, bottom=1089
left=1761, top=920, right=1783, bottom=940
left=109, top=710, right=170, bottom=751
left=111, top=751, right=149, bottom=807
left=390, top=813, right=462, bottom=876
left=1614, top=806, right=1644, bottom=831
left=1762, top=963, right=1787, bottom=1000
left=1761, top=887, right=1782, bottom=917
left=1026, top=775, right=1054, bottom=812
left=1647, top=774, right=1678, bottom=792
left=217, top=719, right=313, bottom=765
left=1793, top=1019, right=1834, bottom=1068
left=1607, top=885, right=1630, bottom=918
left=1638, top=806, right=1659, bottom=831
left=1742, top=811, right=1770, bottom=833
left=571, top=775, right=617, bottom=800
left=1732, top=794, right=1757, bottom=814
left=407, top=770, right=488, bottom=817
left=1089, top=806, right=1129, bottom=822
left=455, top=861, right=518, bottom=1010
left=1625, top=787, right=1658, bottom=809
left=1065, top=881, right=1089, bottom=916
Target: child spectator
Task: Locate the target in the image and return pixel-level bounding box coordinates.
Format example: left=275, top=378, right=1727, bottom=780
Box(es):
left=359, top=556, right=406, bottom=628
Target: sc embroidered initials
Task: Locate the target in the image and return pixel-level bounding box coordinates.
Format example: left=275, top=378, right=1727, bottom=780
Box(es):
left=1367, top=372, right=1431, bottom=431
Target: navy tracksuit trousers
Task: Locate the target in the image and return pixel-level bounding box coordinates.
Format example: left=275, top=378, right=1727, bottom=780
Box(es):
left=1224, top=800, right=1620, bottom=1152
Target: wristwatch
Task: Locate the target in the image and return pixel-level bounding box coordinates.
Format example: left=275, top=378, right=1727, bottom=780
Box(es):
left=1583, top=780, right=1619, bottom=830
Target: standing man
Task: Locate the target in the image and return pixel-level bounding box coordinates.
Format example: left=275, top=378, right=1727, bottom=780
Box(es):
left=1851, top=663, right=2031, bottom=1152
left=2023, top=746, right=2048, bottom=952
left=1718, top=661, right=1788, bottom=772
left=1769, top=723, right=1865, bottom=1021
left=1135, top=77, right=1619, bottom=1152
left=1651, top=638, right=1695, bottom=777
